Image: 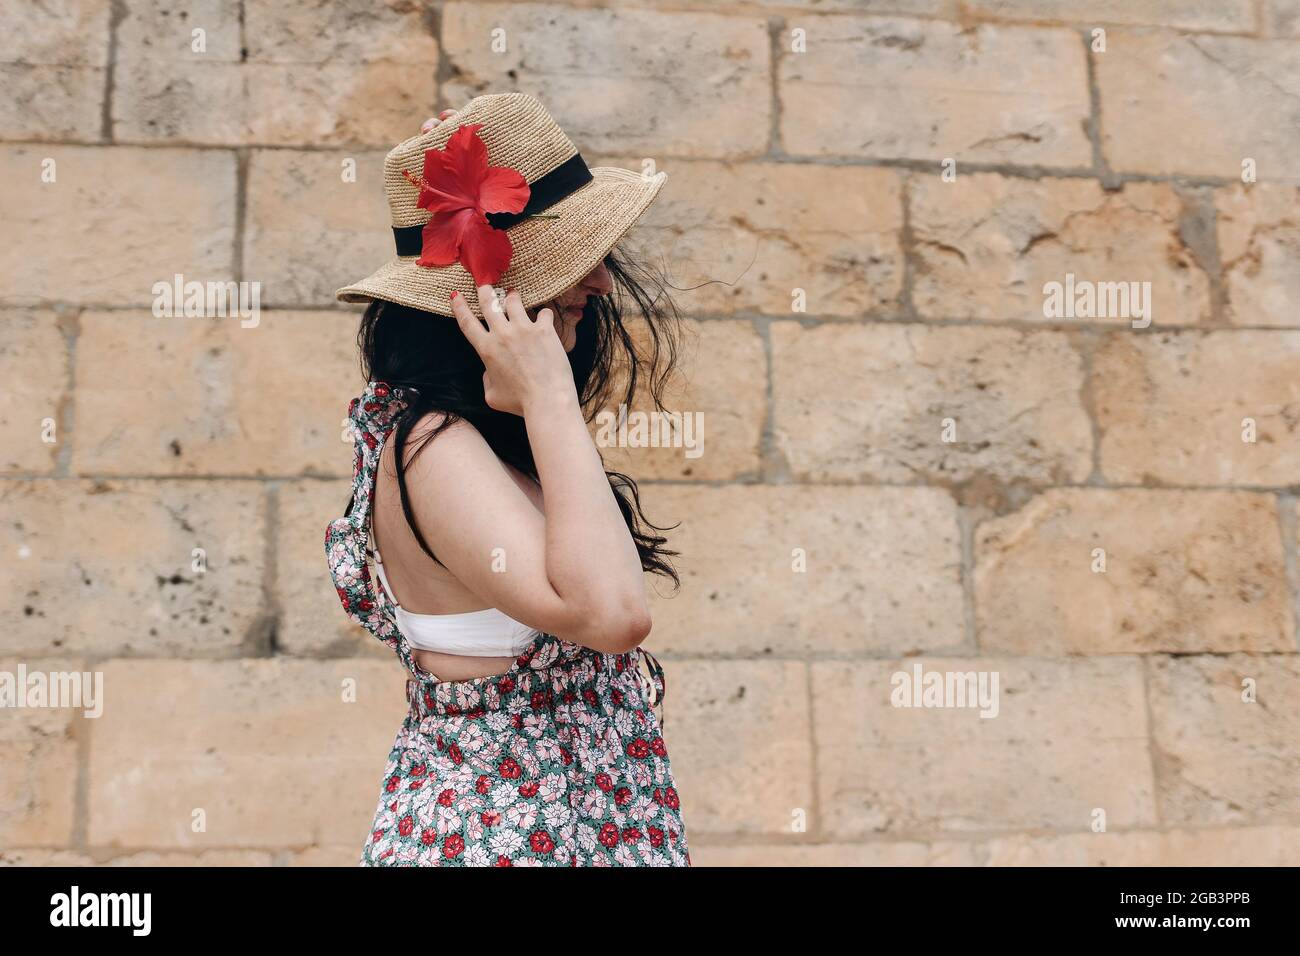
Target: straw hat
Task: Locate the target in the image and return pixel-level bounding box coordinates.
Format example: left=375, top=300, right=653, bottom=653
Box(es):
left=336, top=92, right=666, bottom=315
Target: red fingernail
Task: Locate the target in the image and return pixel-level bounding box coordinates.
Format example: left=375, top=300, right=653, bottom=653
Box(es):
left=450, top=291, right=458, bottom=299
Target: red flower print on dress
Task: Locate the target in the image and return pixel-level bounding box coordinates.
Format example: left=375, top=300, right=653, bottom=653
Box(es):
left=598, top=822, right=620, bottom=849
left=398, top=815, right=414, bottom=837
left=443, top=833, right=465, bottom=859
left=499, top=757, right=522, bottom=780
left=401, top=124, right=530, bottom=286
left=530, top=830, right=556, bottom=854
left=625, top=738, right=650, bottom=759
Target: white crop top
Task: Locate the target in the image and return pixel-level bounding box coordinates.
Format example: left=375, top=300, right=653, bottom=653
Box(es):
left=372, top=546, right=541, bottom=657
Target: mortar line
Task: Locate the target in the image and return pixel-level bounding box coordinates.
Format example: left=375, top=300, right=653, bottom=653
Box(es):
left=260, top=481, right=282, bottom=657
left=1277, top=493, right=1300, bottom=651
left=1071, top=328, right=1104, bottom=484
left=753, top=315, right=790, bottom=482
left=1081, top=25, right=1116, bottom=188
left=8, top=136, right=1296, bottom=190
left=99, top=0, right=126, bottom=142
left=1140, top=654, right=1164, bottom=829
left=958, top=501, right=980, bottom=653
left=766, top=16, right=785, bottom=159
left=30, top=304, right=1300, bottom=335
left=898, top=171, right=919, bottom=320
left=53, top=309, right=81, bottom=477
left=803, top=659, right=823, bottom=842
left=11, top=473, right=1300, bottom=496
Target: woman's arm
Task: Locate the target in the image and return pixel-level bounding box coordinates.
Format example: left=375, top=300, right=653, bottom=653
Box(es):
left=524, top=385, right=652, bottom=648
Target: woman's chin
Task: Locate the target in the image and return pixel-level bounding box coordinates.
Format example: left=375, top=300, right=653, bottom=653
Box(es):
left=554, top=317, right=579, bottom=351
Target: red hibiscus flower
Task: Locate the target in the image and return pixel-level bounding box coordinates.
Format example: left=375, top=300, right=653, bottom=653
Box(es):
left=598, top=822, right=620, bottom=849
left=402, top=124, right=530, bottom=286
left=530, top=830, right=556, bottom=854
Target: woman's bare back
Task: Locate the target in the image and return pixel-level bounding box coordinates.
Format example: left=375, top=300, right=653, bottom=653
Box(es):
left=371, top=423, right=545, bottom=681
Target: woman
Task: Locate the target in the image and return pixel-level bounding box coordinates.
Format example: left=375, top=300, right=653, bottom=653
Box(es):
left=325, top=93, right=691, bottom=866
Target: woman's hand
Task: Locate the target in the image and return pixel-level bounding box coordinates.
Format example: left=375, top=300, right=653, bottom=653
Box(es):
left=420, top=109, right=458, bottom=133
left=449, top=285, right=579, bottom=417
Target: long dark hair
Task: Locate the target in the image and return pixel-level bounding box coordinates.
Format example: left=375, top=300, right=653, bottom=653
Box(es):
left=352, top=245, right=681, bottom=586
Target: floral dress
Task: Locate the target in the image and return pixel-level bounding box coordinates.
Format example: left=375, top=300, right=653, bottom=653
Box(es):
left=324, top=381, right=691, bottom=867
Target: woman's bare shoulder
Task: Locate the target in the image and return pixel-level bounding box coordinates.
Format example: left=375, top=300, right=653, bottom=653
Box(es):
left=396, top=410, right=503, bottom=480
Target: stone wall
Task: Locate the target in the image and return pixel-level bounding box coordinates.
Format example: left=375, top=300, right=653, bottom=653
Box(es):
left=2, top=0, right=1298, bottom=866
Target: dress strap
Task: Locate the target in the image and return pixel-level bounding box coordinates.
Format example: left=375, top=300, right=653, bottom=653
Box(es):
left=324, top=380, right=424, bottom=680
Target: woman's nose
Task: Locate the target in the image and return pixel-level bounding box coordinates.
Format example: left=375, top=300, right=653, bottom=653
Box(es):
left=582, top=263, right=613, bottom=296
